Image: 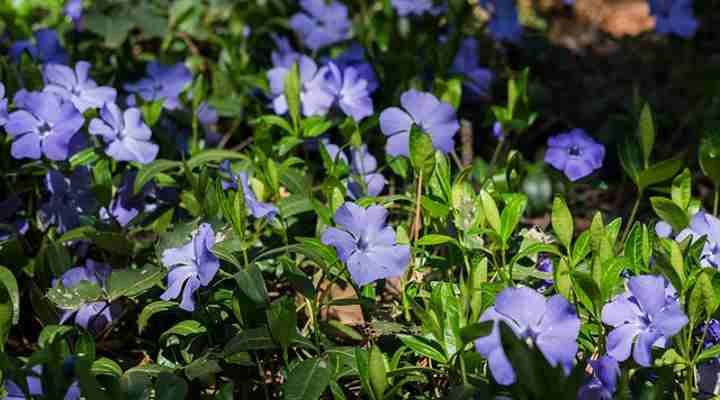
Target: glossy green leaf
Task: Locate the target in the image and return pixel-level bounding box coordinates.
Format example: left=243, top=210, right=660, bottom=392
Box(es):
left=638, top=156, right=685, bottom=191
left=551, top=196, right=573, bottom=251
left=637, top=103, right=655, bottom=166
left=285, top=62, right=302, bottom=134
left=284, top=358, right=331, bottom=400
left=397, top=335, right=448, bottom=363
left=650, top=197, right=689, bottom=232
left=137, top=301, right=177, bottom=334
left=409, top=125, right=436, bottom=176
left=134, top=160, right=182, bottom=194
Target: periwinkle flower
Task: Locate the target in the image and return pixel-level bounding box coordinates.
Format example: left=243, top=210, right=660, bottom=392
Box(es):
left=544, top=129, right=605, bottom=182
left=675, top=211, right=720, bottom=268
left=220, top=161, right=278, bottom=220
left=379, top=89, right=459, bottom=157
left=123, top=62, right=192, bottom=110
left=698, top=320, right=720, bottom=394
left=56, top=260, right=117, bottom=333
left=0, top=83, right=8, bottom=126
left=648, top=0, right=698, bottom=38
left=0, top=196, right=29, bottom=241
left=267, top=55, right=334, bottom=117
left=271, top=35, right=301, bottom=68
left=323, top=62, right=374, bottom=122
left=89, top=103, right=159, bottom=164
left=3, top=366, right=43, bottom=400
left=321, top=202, right=411, bottom=286
left=197, top=101, right=221, bottom=144
left=347, top=145, right=386, bottom=199
left=391, top=0, right=445, bottom=16
left=577, top=356, right=621, bottom=400
left=492, top=121, right=504, bottom=140
left=105, top=171, right=150, bottom=226
left=326, top=44, right=378, bottom=92
left=64, top=0, right=83, bottom=27
left=655, top=220, right=673, bottom=238
left=9, top=29, right=69, bottom=64
left=450, top=38, right=493, bottom=98
left=601, top=275, right=688, bottom=367
left=321, top=139, right=348, bottom=164
left=5, top=91, right=84, bottom=161
left=289, top=0, right=351, bottom=51
left=480, top=0, right=523, bottom=42
left=160, top=223, right=220, bottom=312
left=474, top=287, right=580, bottom=385
left=40, top=168, right=97, bottom=233
left=43, top=61, right=116, bottom=113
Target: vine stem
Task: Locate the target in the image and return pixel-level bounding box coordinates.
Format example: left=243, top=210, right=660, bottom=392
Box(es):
left=621, top=192, right=643, bottom=243
left=714, top=188, right=719, bottom=216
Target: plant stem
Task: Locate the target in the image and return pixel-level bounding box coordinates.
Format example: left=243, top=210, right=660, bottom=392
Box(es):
left=621, top=191, right=643, bottom=242
left=714, top=187, right=719, bottom=216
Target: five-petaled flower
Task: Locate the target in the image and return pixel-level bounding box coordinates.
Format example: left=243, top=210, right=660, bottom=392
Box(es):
left=124, top=61, right=192, bottom=110
left=323, top=62, right=374, bottom=122
left=39, top=168, right=98, bottom=233
left=5, top=91, right=84, bottom=161
left=267, top=55, right=334, bottom=117
left=324, top=44, right=378, bottom=93
left=161, top=223, right=220, bottom=312
left=220, top=161, right=279, bottom=220
left=577, top=355, right=621, bottom=400
left=289, top=0, right=351, bottom=51
left=451, top=37, right=493, bottom=98
left=544, top=128, right=605, bottom=182
left=379, top=89, right=459, bottom=157
left=43, top=61, right=116, bottom=112
left=601, top=275, right=688, bottom=367
left=89, top=103, right=159, bottom=164
left=321, top=202, right=411, bottom=286
left=9, top=29, right=68, bottom=64
left=474, top=286, right=580, bottom=385
left=648, top=0, right=698, bottom=38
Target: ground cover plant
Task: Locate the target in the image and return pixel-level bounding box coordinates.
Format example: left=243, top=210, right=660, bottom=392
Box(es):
left=1, top=0, right=720, bottom=398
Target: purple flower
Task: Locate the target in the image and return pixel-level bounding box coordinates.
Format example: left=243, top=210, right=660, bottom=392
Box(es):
left=544, top=129, right=605, bottom=182
left=6, top=91, right=84, bottom=160
left=492, top=121, right=505, bottom=140
left=64, top=0, right=83, bottom=28
left=0, top=195, right=29, bottom=241
left=379, top=89, right=459, bottom=157
left=601, top=275, right=688, bottom=366
left=0, top=83, right=8, bottom=126
left=56, top=260, right=117, bottom=333
left=655, top=220, right=673, bottom=238
left=220, top=161, right=279, bottom=220
left=577, top=356, right=620, bottom=400
left=9, top=29, right=69, bottom=64
left=43, top=61, right=116, bottom=113
left=160, top=223, right=220, bottom=312
left=325, top=44, right=378, bottom=93
left=321, top=138, right=349, bottom=164
left=123, top=62, right=192, bottom=110
left=450, top=38, right=493, bottom=98
left=391, top=0, right=446, bottom=16
left=480, top=0, right=523, bottom=42
left=324, top=62, right=374, bottom=122
left=3, top=366, right=43, bottom=400
left=39, top=168, right=97, bottom=233
left=89, top=103, right=159, bottom=164
left=648, top=0, right=698, bottom=38
left=675, top=211, right=720, bottom=268
left=267, top=55, right=334, bottom=117
left=197, top=101, right=221, bottom=145
left=271, top=35, right=301, bottom=68
left=321, top=202, right=411, bottom=286
left=289, top=0, right=351, bottom=51
left=347, top=145, right=386, bottom=199
left=474, top=287, right=580, bottom=385
left=105, top=171, right=149, bottom=226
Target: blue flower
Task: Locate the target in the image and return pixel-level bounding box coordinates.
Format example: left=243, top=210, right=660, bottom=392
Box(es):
left=56, top=260, right=117, bottom=333
left=323, top=62, right=374, bottom=122
left=289, top=0, right=351, bottom=51
left=9, top=29, right=69, bottom=64
left=347, top=145, right=386, bottom=199
left=324, top=44, right=378, bottom=93
left=601, top=275, right=688, bottom=366
left=0, top=83, right=8, bottom=127
left=648, top=0, right=698, bottom=38
left=40, top=168, right=97, bottom=233
left=474, top=287, right=580, bottom=385
left=89, top=103, right=159, bottom=164
left=321, top=202, right=411, bottom=286
left=675, top=211, right=720, bottom=268
left=267, top=55, right=334, bottom=117
left=64, top=0, right=83, bottom=27
left=161, top=223, right=220, bottom=312
left=391, top=0, right=446, bottom=17
left=577, top=356, right=620, bottom=400
left=271, top=35, right=301, bottom=68
left=123, top=62, right=192, bottom=110
left=450, top=38, right=493, bottom=98
left=480, top=0, right=523, bottom=42
left=105, top=171, right=150, bottom=226
left=43, top=61, right=116, bottom=112
left=544, top=129, right=605, bottom=182
left=220, top=161, right=278, bottom=220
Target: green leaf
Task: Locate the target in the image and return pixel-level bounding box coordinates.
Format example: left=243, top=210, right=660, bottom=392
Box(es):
left=92, top=357, right=123, bottom=378
left=573, top=271, right=602, bottom=314
left=141, top=99, right=164, bottom=127
left=186, top=149, right=246, bottom=170
left=671, top=168, right=692, bottom=211
left=689, top=269, right=716, bottom=323
left=436, top=78, right=462, bottom=110
left=69, top=148, right=99, bottom=168
left=479, top=190, right=501, bottom=234
left=106, top=266, right=164, bottom=301
left=302, top=116, right=333, bottom=138
left=254, top=115, right=294, bottom=134
left=551, top=196, right=573, bottom=251
left=0, top=266, right=19, bottom=325
left=76, top=357, right=108, bottom=400
left=420, top=196, right=450, bottom=219
left=416, top=234, right=458, bottom=246
left=278, top=194, right=314, bottom=218
left=84, top=12, right=134, bottom=47
left=650, top=197, right=689, bottom=232
left=160, top=320, right=207, bottom=343
left=459, top=321, right=493, bottom=344
left=267, top=297, right=297, bottom=356
left=618, top=136, right=642, bottom=185
left=368, top=345, right=388, bottom=400
left=134, top=160, right=182, bottom=194
left=637, top=103, right=655, bottom=166
left=554, top=258, right=572, bottom=300
left=699, top=131, right=720, bottom=186
left=223, top=327, right=277, bottom=354
left=284, top=358, right=331, bottom=400
left=137, top=301, right=177, bottom=334
left=397, top=335, right=448, bottom=364
left=285, top=62, right=302, bottom=134
left=500, top=194, right=527, bottom=245
left=234, top=264, right=269, bottom=305
left=698, top=345, right=720, bottom=363
left=156, top=372, right=188, bottom=400
left=638, top=155, right=685, bottom=191
left=409, top=125, right=436, bottom=176
left=47, top=282, right=103, bottom=310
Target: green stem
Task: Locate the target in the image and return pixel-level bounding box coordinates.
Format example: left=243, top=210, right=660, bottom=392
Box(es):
left=621, top=191, right=643, bottom=243
left=714, top=188, right=719, bottom=216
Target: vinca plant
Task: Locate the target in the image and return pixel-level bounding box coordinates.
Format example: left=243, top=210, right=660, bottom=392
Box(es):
left=0, top=0, right=718, bottom=399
